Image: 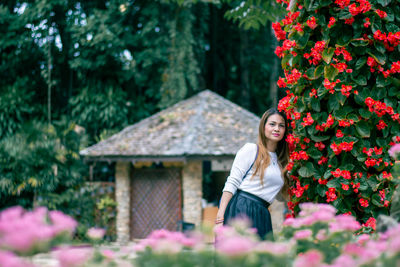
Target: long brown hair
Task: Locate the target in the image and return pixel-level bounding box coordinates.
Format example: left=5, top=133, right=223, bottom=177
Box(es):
left=251, top=108, right=290, bottom=199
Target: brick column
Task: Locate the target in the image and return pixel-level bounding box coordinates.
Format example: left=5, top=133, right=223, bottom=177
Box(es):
left=115, top=161, right=131, bottom=244
left=182, top=160, right=203, bottom=226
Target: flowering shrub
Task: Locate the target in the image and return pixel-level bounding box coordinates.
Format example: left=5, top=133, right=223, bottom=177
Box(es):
left=274, top=0, right=400, bottom=224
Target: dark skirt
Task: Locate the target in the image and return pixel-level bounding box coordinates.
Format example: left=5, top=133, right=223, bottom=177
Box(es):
left=223, top=189, right=273, bottom=240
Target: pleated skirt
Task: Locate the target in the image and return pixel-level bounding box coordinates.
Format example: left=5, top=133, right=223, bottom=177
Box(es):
left=223, top=189, right=273, bottom=240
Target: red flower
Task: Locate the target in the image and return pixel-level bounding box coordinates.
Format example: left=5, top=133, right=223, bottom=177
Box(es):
left=379, top=189, right=386, bottom=202
left=352, top=182, right=360, bottom=193
left=335, top=0, right=350, bottom=9
left=306, top=16, right=317, bottom=29
left=315, top=142, right=325, bottom=151
left=364, top=217, right=376, bottom=230
left=345, top=17, right=355, bottom=25
left=359, top=198, right=369, bottom=207
left=309, top=88, right=318, bottom=98
left=375, top=10, right=387, bottom=19
left=272, top=22, right=286, bottom=41
left=318, top=178, right=328, bottom=185
left=275, top=46, right=285, bottom=58
left=328, top=17, right=336, bottom=28
left=364, top=18, right=371, bottom=28
left=277, top=77, right=287, bottom=88
left=285, top=69, right=302, bottom=85
left=342, top=184, right=349, bottom=190
left=376, top=120, right=387, bottom=130
left=336, top=130, right=344, bottom=138
left=301, top=112, right=314, bottom=127
left=294, top=23, right=304, bottom=33
left=318, top=156, right=328, bottom=165
left=326, top=188, right=337, bottom=202
left=348, top=3, right=361, bottom=16
left=341, top=84, right=352, bottom=97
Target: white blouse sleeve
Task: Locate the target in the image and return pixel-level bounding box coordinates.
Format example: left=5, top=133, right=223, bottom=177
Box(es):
left=222, top=143, right=258, bottom=195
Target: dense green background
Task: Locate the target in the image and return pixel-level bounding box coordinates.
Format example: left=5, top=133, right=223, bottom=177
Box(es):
left=0, top=0, right=285, bottom=235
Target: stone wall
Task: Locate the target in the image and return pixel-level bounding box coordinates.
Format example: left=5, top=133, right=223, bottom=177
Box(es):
left=182, top=160, right=203, bottom=226
left=115, top=161, right=131, bottom=244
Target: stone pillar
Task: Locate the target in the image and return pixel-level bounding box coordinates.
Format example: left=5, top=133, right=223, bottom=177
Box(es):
left=182, top=160, right=203, bottom=226
left=115, top=161, right=131, bottom=244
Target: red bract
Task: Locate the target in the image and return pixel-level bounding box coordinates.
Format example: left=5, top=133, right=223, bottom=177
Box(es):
left=326, top=188, right=337, bottom=202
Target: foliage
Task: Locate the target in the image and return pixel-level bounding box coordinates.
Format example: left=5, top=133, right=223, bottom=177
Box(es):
left=272, top=0, right=400, bottom=224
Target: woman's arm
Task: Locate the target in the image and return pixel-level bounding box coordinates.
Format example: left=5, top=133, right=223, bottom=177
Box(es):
left=215, top=191, right=233, bottom=225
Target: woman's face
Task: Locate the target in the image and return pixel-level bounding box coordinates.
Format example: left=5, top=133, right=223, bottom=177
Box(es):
left=264, top=114, right=286, bottom=143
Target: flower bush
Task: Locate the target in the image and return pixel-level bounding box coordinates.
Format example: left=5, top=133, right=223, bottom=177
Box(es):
left=273, top=0, right=400, bottom=224
left=2, top=203, right=400, bottom=266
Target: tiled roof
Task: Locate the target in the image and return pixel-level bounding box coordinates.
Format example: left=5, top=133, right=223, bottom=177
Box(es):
left=80, top=90, right=260, bottom=161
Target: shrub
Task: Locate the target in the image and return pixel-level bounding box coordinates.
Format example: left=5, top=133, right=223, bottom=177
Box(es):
left=273, top=0, right=400, bottom=224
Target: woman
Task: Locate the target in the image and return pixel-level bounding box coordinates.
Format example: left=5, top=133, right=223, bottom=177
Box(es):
left=215, top=108, right=290, bottom=239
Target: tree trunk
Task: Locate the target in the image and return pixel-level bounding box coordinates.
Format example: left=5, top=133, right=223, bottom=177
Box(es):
left=239, top=29, right=250, bottom=109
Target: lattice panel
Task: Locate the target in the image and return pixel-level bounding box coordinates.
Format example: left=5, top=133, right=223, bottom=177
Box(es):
left=130, top=168, right=182, bottom=239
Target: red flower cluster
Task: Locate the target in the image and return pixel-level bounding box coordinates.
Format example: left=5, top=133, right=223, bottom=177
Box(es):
left=332, top=62, right=352, bottom=73
left=335, top=0, right=350, bottom=9
left=316, top=114, right=335, bottom=131
left=338, top=119, right=354, bottom=127
left=336, top=129, right=344, bottom=138
left=323, top=78, right=341, bottom=93
left=286, top=133, right=300, bottom=151
left=362, top=146, right=383, bottom=156
left=326, top=188, right=337, bottom=202
left=334, top=47, right=352, bottom=61
left=359, top=198, right=369, bottom=207
left=318, top=156, right=328, bottom=165
left=315, top=142, right=325, bottom=151
left=351, top=182, right=360, bottom=193
left=365, top=97, right=400, bottom=122
left=328, top=17, right=336, bottom=28
left=285, top=68, right=302, bottom=85
left=306, top=16, right=317, bottom=29
left=309, top=88, right=318, bottom=98
left=342, top=183, right=349, bottom=190
left=376, top=120, right=388, bottom=130
left=292, top=180, right=309, bottom=198
left=331, top=168, right=352, bottom=179
left=341, top=84, right=353, bottom=97
left=301, top=112, right=314, bottom=127
left=382, top=171, right=393, bottom=180
left=330, top=141, right=354, bottom=155
left=364, top=18, right=371, bottom=28
left=365, top=157, right=383, bottom=167
left=373, top=30, right=400, bottom=52
left=304, top=41, right=326, bottom=65
left=290, top=151, right=309, bottom=161
left=347, top=0, right=371, bottom=16
left=363, top=217, right=376, bottom=230
left=272, top=22, right=286, bottom=41
left=281, top=11, right=300, bottom=26
left=375, top=9, right=387, bottom=18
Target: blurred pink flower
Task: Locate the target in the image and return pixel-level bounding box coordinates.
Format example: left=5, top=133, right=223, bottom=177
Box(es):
left=294, top=229, right=312, bottom=240
left=49, top=211, right=77, bottom=235
left=0, top=250, right=36, bottom=267
left=329, top=214, right=360, bottom=232
left=215, top=235, right=255, bottom=256
left=87, top=228, right=105, bottom=240
left=254, top=241, right=292, bottom=255
left=57, top=247, right=93, bottom=267
left=294, top=250, right=323, bottom=267
left=330, top=254, right=356, bottom=266
left=388, top=143, right=400, bottom=159
left=101, top=249, right=115, bottom=260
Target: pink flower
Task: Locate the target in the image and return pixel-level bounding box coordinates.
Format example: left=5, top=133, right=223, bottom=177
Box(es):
left=101, top=249, right=114, bottom=260
left=389, top=143, right=400, bottom=159
left=294, top=250, right=323, bottom=267
left=87, top=228, right=105, bottom=240
left=49, top=211, right=77, bottom=235
left=254, top=241, right=291, bottom=255
left=215, top=236, right=255, bottom=256
left=0, top=251, right=36, bottom=267
left=294, top=229, right=312, bottom=240
left=57, top=247, right=93, bottom=267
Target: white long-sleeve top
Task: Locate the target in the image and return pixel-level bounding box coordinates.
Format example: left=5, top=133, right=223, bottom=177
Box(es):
left=222, top=143, right=284, bottom=204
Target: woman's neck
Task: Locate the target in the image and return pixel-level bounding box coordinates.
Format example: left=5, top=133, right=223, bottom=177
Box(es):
left=266, top=141, right=277, bottom=152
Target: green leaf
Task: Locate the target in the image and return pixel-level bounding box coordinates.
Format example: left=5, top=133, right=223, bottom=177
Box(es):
left=359, top=108, right=371, bottom=119
left=303, top=0, right=319, bottom=11
left=310, top=135, right=330, bottom=142
left=328, top=94, right=340, bottom=112
left=386, top=23, right=400, bottom=33
left=322, top=47, right=335, bottom=64
left=374, top=42, right=386, bottom=54
left=367, top=51, right=386, bottom=65
left=296, top=32, right=310, bottom=49
left=315, top=65, right=324, bottom=79
left=355, top=120, right=371, bottom=138
left=352, top=75, right=367, bottom=86
left=311, top=97, right=321, bottom=112
left=355, top=57, right=367, bottom=70
left=316, top=185, right=327, bottom=197
left=351, top=39, right=369, bottom=47
left=347, top=113, right=360, bottom=122
left=377, top=0, right=391, bottom=6
left=298, top=162, right=317, bottom=178
left=324, top=65, right=339, bottom=81
left=306, top=67, right=316, bottom=80
left=376, top=75, right=391, bottom=88
left=327, top=179, right=340, bottom=188
left=289, top=0, right=298, bottom=12
left=307, top=147, right=323, bottom=159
